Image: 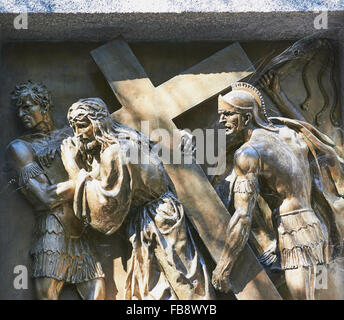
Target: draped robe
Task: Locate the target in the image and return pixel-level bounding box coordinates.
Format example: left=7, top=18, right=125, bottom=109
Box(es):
left=73, top=136, right=214, bottom=300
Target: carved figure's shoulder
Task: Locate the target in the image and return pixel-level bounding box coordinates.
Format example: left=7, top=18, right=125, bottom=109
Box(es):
left=6, top=139, right=35, bottom=168
left=234, top=143, right=260, bottom=175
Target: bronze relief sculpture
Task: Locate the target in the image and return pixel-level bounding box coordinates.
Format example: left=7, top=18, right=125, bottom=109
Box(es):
left=6, top=81, right=105, bottom=300
left=212, top=82, right=344, bottom=300
left=60, top=97, right=215, bottom=300
left=3, top=37, right=343, bottom=300
left=255, top=37, right=343, bottom=156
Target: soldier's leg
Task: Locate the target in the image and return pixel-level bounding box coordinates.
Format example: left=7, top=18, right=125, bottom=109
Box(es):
left=35, top=277, right=64, bottom=300
left=285, top=267, right=315, bottom=300
left=76, top=278, right=106, bottom=300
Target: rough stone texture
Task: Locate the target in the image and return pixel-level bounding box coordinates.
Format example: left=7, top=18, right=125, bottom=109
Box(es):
left=0, top=0, right=343, bottom=13
left=0, top=12, right=342, bottom=42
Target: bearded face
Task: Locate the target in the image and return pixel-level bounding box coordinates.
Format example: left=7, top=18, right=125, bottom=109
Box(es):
left=72, top=118, right=100, bottom=154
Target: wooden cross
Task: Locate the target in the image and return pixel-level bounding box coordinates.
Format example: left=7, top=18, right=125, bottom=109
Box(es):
left=91, top=38, right=281, bottom=300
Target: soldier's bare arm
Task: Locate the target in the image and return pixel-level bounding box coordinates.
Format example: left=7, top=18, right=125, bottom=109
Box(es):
left=6, top=140, right=74, bottom=209
left=212, top=146, right=259, bottom=292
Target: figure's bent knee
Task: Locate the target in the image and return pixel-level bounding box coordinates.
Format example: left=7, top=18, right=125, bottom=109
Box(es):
left=35, top=278, right=63, bottom=300
left=76, top=278, right=106, bottom=300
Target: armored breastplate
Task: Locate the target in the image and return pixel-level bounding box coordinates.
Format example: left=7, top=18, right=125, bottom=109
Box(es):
left=21, top=127, right=85, bottom=237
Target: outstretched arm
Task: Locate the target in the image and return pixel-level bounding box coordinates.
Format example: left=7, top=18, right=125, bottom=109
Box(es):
left=212, top=147, right=259, bottom=292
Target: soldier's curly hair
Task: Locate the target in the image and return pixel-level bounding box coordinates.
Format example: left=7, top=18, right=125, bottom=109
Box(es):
left=11, top=80, right=53, bottom=113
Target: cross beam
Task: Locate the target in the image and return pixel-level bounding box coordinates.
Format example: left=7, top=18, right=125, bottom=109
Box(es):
left=91, top=38, right=281, bottom=300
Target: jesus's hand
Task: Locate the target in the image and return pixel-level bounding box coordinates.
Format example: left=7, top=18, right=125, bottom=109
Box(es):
left=61, top=137, right=81, bottom=180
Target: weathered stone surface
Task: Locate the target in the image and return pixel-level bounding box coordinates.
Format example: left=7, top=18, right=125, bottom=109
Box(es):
left=1, top=0, right=343, bottom=13
left=0, top=12, right=342, bottom=42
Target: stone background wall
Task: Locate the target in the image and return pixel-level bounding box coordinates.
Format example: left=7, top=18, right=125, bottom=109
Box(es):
left=0, top=2, right=343, bottom=128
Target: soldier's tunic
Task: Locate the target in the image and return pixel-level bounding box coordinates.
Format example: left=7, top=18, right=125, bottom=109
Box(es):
left=9, top=127, right=104, bottom=283
left=219, top=117, right=344, bottom=271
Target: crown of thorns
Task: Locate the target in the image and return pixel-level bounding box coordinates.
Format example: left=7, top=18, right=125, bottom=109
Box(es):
left=68, top=98, right=110, bottom=125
